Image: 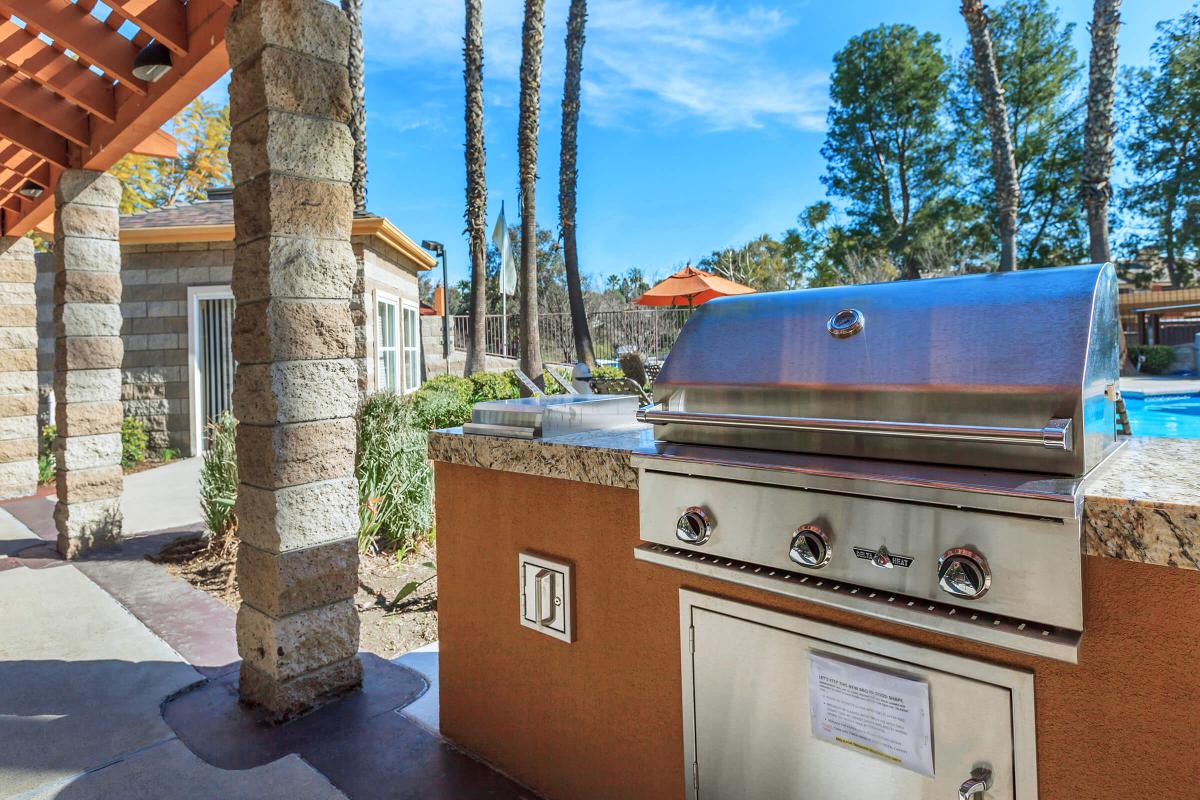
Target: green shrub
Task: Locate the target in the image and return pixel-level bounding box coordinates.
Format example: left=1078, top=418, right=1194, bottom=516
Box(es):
left=1131, top=345, right=1176, bottom=375
left=120, top=417, right=148, bottom=468
left=160, top=447, right=180, bottom=462
left=410, top=383, right=473, bottom=429
left=199, top=412, right=238, bottom=537
left=468, top=370, right=520, bottom=403
left=541, top=367, right=568, bottom=395
left=38, top=424, right=55, bottom=485
left=357, top=392, right=434, bottom=552
left=591, top=365, right=624, bottom=381
left=37, top=454, right=54, bottom=485
left=420, top=374, right=474, bottom=404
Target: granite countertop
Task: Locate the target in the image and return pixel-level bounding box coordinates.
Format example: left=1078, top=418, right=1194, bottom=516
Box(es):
left=428, top=428, right=1200, bottom=573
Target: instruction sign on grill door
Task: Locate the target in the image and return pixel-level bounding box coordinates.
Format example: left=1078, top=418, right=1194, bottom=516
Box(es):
left=808, top=652, right=934, bottom=777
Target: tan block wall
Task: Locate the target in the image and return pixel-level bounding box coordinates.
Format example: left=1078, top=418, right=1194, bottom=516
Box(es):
left=38, top=241, right=235, bottom=455
left=121, top=241, right=234, bottom=453
left=435, top=463, right=1200, bottom=800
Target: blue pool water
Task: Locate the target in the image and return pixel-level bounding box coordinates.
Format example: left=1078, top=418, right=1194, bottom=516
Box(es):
left=1124, top=393, right=1200, bottom=438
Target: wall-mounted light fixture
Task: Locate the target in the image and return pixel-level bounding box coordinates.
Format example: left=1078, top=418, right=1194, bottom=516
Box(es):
left=132, top=41, right=173, bottom=82
left=17, top=180, right=44, bottom=199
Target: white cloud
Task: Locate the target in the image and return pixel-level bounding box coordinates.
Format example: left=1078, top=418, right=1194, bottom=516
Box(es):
left=362, top=0, right=828, bottom=133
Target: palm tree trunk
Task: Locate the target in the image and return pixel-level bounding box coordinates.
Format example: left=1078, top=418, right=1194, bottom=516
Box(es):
left=1082, top=0, right=1120, bottom=263
left=961, top=0, right=1020, bottom=272
left=517, top=0, right=545, bottom=387
left=463, top=0, right=487, bottom=375
left=342, top=0, right=367, bottom=213
left=559, top=0, right=594, bottom=367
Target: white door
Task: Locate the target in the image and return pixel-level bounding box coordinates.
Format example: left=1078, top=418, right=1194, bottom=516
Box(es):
left=187, top=286, right=235, bottom=455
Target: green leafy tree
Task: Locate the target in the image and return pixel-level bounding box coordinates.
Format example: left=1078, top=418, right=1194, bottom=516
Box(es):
left=109, top=99, right=231, bottom=214
left=603, top=268, right=651, bottom=303
left=697, top=234, right=800, bottom=291
left=821, top=25, right=961, bottom=279
left=1119, top=7, right=1200, bottom=287
left=950, top=0, right=1086, bottom=267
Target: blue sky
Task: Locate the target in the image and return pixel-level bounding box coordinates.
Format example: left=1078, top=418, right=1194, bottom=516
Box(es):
left=208, top=1, right=1193, bottom=288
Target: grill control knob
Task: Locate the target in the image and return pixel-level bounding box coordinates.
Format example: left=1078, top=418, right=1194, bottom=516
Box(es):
left=789, top=524, right=832, bottom=569
left=938, top=548, right=991, bottom=600
left=676, top=507, right=713, bottom=545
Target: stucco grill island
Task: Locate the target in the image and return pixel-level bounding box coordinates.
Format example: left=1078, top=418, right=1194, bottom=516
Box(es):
left=430, top=263, right=1200, bottom=800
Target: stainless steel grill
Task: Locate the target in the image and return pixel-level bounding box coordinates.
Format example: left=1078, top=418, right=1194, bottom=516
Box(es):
left=634, top=264, right=1123, bottom=663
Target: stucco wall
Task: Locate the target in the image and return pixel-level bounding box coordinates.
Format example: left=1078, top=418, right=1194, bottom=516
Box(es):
left=435, top=462, right=1200, bottom=800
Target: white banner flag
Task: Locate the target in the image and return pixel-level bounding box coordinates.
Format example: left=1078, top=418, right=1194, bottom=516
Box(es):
left=493, top=202, right=518, bottom=297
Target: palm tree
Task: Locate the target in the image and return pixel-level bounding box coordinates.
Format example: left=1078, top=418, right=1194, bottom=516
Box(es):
left=463, top=0, right=487, bottom=375
left=342, top=0, right=367, bottom=212
left=559, top=0, right=594, bottom=366
left=1082, top=0, right=1121, bottom=262
left=961, top=0, right=1020, bottom=271
left=517, top=0, right=545, bottom=385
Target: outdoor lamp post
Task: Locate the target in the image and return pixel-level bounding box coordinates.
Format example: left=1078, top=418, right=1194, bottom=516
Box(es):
left=421, top=240, right=450, bottom=361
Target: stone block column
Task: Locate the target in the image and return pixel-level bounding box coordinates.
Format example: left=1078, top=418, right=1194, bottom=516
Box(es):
left=227, top=0, right=362, bottom=720
left=0, top=236, right=38, bottom=501
left=52, top=171, right=125, bottom=558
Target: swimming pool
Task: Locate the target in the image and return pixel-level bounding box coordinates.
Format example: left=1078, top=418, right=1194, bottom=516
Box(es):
left=1123, top=393, right=1200, bottom=438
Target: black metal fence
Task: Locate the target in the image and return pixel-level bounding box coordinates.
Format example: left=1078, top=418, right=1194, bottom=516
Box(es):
left=452, top=308, right=691, bottom=364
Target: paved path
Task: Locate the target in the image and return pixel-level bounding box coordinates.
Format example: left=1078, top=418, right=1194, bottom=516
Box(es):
left=0, top=564, right=346, bottom=800
left=1122, top=375, right=1200, bottom=396
left=0, top=465, right=536, bottom=800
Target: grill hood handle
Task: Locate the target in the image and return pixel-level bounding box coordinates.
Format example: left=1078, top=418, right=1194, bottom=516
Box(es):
left=635, top=405, right=1073, bottom=451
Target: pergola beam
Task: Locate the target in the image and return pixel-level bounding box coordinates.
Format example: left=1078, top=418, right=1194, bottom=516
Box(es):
left=107, top=0, right=188, bottom=56
left=0, top=19, right=117, bottom=122
left=0, top=66, right=90, bottom=145
left=2, top=113, right=68, bottom=168
left=0, top=0, right=148, bottom=94
left=1, top=0, right=230, bottom=236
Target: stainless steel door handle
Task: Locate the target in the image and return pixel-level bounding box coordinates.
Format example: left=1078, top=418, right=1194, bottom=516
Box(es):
left=534, top=568, right=556, bottom=626
left=959, top=767, right=993, bottom=799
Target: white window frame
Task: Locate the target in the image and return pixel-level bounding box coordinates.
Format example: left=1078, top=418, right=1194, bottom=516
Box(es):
left=186, top=285, right=234, bottom=457
left=376, top=292, right=401, bottom=393
left=401, top=300, right=420, bottom=393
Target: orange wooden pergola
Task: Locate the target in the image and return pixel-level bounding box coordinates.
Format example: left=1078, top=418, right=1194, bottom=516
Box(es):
left=0, top=0, right=235, bottom=236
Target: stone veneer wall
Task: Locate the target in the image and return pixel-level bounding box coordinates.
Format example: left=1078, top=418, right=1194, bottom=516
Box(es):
left=0, top=237, right=38, bottom=500
left=52, top=170, right=125, bottom=558
left=226, top=0, right=362, bottom=719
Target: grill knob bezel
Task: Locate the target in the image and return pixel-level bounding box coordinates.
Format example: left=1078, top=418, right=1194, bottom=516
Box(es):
left=789, top=524, right=832, bottom=569
left=937, top=547, right=992, bottom=600
left=675, top=507, right=713, bottom=545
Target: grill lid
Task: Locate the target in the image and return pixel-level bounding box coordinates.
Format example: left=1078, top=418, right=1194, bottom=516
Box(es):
left=643, top=263, right=1120, bottom=476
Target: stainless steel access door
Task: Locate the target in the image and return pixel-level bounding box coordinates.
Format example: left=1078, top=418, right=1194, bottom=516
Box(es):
left=682, top=591, right=1037, bottom=800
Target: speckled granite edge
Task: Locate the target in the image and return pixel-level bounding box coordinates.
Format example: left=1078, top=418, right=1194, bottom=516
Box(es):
left=427, top=425, right=653, bottom=490
left=1081, top=438, right=1200, bottom=572
left=430, top=428, right=1200, bottom=572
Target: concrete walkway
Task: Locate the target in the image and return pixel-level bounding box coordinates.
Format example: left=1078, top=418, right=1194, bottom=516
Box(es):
left=1122, top=375, right=1200, bottom=396
left=0, top=564, right=346, bottom=800
left=0, top=464, right=535, bottom=800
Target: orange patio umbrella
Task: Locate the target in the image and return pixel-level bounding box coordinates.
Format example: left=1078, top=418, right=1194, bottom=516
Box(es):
left=633, top=264, right=756, bottom=308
